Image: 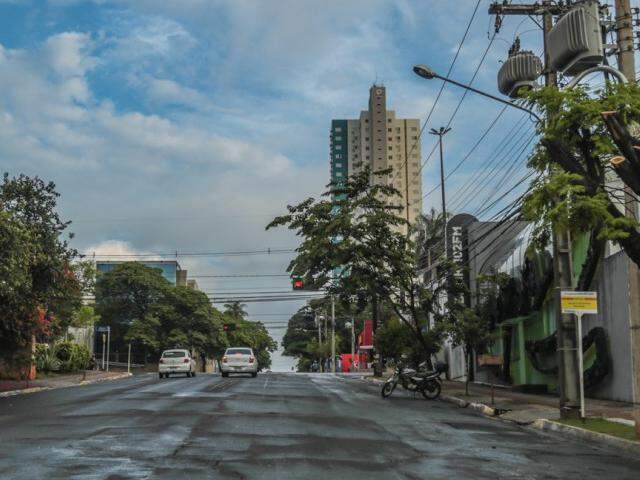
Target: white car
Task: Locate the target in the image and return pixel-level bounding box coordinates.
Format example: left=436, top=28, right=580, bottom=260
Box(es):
left=221, top=347, right=258, bottom=377
left=159, top=349, right=197, bottom=378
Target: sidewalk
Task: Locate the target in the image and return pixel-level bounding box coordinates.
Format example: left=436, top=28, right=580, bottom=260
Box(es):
left=442, top=380, right=637, bottom=424
left=0, top=370, right=131, bottom=396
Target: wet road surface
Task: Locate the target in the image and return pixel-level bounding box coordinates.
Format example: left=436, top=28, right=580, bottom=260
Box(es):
left=1, top=372, right=639, bottom=479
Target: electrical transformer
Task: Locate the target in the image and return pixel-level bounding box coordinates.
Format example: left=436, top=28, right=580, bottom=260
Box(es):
left=497, top=51, right=543, bottom=98
left=548, top=0, right=603, bottom=76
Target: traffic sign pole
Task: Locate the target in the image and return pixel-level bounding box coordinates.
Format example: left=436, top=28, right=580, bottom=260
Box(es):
left=576, top=313, right=585, bottom=420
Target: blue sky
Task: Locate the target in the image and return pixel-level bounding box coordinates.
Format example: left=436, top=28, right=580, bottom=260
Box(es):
left=2, top=0, right=597, bottom=368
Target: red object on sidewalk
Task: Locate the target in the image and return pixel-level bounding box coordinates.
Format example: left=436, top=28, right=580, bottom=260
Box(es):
left=340, top=353, right=368, bottom=372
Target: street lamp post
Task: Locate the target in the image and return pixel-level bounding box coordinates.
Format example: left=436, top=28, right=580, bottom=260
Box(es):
left=413, top=65, right=543, bottom=124
left=429, top=126, right=451, bottom=256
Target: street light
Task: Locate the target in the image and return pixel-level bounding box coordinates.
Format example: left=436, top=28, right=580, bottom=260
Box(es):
left=413, top=64, right=543, bottom=124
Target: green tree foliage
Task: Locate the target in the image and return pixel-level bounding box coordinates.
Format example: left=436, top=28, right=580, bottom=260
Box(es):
left=70, top=305, right=100, bottom=328
left=223, top=301, right=248, bottom=320
left=522, top=83, right=640, bottom=268
left=0, top=174, right=83, bottom=357
left=95, top=262, right=171, bottom=352
left=268, top=168, right=466, bottom=367
left=96, top=263, right=228, bottom=359
left=374, top=318, right=414, bottom=363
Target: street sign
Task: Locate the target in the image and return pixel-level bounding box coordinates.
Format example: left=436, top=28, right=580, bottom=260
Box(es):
left=560, top=290, right=598, bottom=420
left=560, top=291, right=598, bottom=315
left=96, top=326, right=111, bottom=333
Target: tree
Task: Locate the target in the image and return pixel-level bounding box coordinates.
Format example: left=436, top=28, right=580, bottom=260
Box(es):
left=70, top=305, right=100, bottom=328
left=223, top=301, right=248, bottom=321
left=522, top=83, right=640, bottom=275
left=95, top=262, right=171, bottom=355
left=0, top=174, right=82, bottom=374
left=449, top=308, right=494, bottom=396
left=268, top=168, right=466, bottom=369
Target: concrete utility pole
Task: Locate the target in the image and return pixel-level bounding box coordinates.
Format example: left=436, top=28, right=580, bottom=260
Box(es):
left=614, top=0, right=640, bottom=412
left=489, top=0, right=580, bottom=418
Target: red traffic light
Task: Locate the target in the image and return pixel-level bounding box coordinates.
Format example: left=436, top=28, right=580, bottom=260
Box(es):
left=292, top=278, right=304, bottom=290
left=223, top=324, right=237, bottom=332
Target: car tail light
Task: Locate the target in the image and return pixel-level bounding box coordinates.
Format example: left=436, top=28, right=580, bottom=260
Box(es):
left=183, top=358, right=189, bottom=363
left=159, top=359, right=164, bottom=364
left=222, top=356, right=228, bottom=363
left=249, top=357, right=255, bottom=363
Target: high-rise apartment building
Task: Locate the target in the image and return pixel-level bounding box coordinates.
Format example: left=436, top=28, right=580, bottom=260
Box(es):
left=330, top=85, right=423, bottom=233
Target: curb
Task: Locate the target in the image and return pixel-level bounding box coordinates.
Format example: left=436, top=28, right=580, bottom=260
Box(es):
left=440, top=394, right=497, bottom=416
left=0, top=372, right=132, bottom=398
left=532, top=418, right=640, bottom=455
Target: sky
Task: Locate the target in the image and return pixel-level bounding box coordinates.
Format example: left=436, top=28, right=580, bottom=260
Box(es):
left=1, top=0, right=624, bottom=370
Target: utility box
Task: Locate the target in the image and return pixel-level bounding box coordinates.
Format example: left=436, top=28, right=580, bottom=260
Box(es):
left=548, top=0, right=603, bottom=76
left=497, top=50, right=543, bottom=98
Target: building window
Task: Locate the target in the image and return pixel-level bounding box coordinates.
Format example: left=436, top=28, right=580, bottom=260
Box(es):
left=412, top=136, right=418, bottom=140
left=387, top=128, right=392, bottom=132
left=335, top=145, right=342, bottom=150
left=335, top=136, right=342, bottom=141
left=388, top=155, right=393, bottom=160
left=388, top=137, right=392, bottom=141
left=336, top=172, right=343, bottom=177
left=365, top=137, right=369, bottom=141
left=366, top=156, right=370, bottom=160
left=388, top=146, right=393, bottom=151
left=334, top=127, right=342, bottom=132
left=335, top=154, right=341, bottom=159
left=336, top=163, right=342, bottom=168
left=396, top=127, right=401, bottom=133
left=365, top=146, right=369, bottom=151
left=411, top=126, right=417, bottom=131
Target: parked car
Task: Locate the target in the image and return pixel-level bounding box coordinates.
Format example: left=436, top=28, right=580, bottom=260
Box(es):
left=220, top=347, right=258, bottom=377
left=159, top=349, right=197, bottom=378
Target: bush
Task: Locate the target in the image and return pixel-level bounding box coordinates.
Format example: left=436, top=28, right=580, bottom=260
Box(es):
left=54, top=341, right=90, bottom=372
left=35, top=343, right=61, bottom=373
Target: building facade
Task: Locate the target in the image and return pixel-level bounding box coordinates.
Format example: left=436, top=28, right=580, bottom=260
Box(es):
left=330, top=85, right=423, bottom=233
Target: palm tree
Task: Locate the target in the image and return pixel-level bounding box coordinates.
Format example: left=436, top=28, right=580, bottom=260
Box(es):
left=223, top=301, right=247, bottom=321
left=412, top=208, right=445, bottom=272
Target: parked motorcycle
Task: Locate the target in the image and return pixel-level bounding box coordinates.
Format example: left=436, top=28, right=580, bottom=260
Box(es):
left=381, top=361, right=446, bottom=400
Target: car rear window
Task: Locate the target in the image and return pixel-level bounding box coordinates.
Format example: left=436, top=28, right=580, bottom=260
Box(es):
left=162, top=351, right=186, bottom=358
left=226, top=348, right=251, bottom=355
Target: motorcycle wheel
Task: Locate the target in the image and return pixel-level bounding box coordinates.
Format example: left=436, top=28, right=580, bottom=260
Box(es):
left=421, top=380, right=441, bottom=400
left=381, top=380, right=397, bottom=398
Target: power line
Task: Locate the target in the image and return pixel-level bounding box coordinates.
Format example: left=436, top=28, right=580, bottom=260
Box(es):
left=84, top=248, right=296, bottom=258
left=411, top=28, right=499, bottom=207
left=392, top=0, right=483, bottom=185
left=189, top=274, right=291, bottom=278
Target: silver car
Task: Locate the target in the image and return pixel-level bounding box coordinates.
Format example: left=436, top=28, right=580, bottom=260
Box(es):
left=221, top=347, right=258, bottom=377
left=159, top=349, right=197, bottom=378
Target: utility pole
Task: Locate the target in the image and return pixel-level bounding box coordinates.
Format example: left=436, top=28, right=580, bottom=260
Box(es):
left=614, top=0, right=640, bottom=411
left=489, top=0, right=580, bottom=418
left=331, top=294, right=336, bottom=374
left=429, top=127, right=452, bottom=254
left=351, top=317, right=356, bottom=372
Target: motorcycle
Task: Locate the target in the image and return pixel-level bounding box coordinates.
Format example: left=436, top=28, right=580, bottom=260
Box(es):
left=381, top=360, right=446, bottom=400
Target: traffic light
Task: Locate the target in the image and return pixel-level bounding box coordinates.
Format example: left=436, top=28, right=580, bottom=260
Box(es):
left=223, top=323, right=237, bottom=332
left=292, top=277, right=304, bottom=290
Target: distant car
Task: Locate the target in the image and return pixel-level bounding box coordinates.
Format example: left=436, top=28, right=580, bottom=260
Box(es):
left=159, top=349, right=197, bottom=378
left=221, top=347, right=258, bottom=377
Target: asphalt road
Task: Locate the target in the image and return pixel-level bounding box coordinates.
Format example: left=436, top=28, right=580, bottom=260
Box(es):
left=1, top=373, right=639, bottom=479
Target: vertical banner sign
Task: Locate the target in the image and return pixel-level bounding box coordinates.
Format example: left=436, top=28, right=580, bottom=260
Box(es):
left=560, top=291, right=598, bottom=420
left=446, top=214, right=477, bottom=307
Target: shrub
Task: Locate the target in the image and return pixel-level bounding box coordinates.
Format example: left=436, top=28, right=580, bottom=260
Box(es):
left=35, top=343, right=61, bottom=373
left=53, top=342, right=91, bottom=372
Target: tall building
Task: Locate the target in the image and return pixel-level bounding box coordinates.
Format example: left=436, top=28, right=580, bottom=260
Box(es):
left=330, top=85, right=423, bottom=233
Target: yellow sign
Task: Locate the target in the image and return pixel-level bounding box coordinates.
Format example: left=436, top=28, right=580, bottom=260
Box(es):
left=561, top=291, right=598, bottom=315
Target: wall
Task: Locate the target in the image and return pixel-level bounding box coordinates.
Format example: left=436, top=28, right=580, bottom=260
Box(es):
left=583, top=251, right=634, bottom=402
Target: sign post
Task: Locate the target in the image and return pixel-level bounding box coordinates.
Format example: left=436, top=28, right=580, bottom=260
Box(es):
left=96, top=326, right=111, bottom=372
left=560, top=291, right=598, bottom=420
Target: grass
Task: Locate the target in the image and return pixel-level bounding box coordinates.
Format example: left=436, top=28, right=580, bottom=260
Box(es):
left=558, top=418, right=638, bottom=442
